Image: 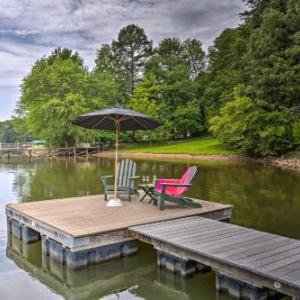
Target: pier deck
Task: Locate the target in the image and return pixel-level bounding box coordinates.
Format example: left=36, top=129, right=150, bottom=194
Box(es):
left=6, top=195, right=231, bottom=239
left=129, top=216, right=300, bottom=299
left=6, top=194, right=231, bottom=270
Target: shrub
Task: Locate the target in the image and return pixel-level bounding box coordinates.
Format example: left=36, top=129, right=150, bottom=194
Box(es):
left=209, top=96, right=296, bottom=157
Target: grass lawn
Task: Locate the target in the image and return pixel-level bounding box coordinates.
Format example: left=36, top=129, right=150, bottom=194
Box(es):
left=122, top=136, right=235, bottom=156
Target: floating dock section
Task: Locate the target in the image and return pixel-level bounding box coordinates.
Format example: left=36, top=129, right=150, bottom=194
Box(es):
left=129, top=216, right=300, bottom=299
left=6, top=194, right=231, bottom=270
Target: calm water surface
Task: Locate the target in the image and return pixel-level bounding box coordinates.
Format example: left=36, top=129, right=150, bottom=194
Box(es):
left=0, top=157, right=299, bottom=300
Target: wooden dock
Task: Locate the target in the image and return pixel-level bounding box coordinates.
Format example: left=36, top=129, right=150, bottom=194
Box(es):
left=129, top=216, right=300, bottom=299
left=6, top=194, right=231, bottom=270
left=7, top=193, right=300, bottom=299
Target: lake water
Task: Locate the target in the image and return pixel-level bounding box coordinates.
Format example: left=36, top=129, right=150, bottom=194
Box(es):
left=0, top=157, right=299, bottom=300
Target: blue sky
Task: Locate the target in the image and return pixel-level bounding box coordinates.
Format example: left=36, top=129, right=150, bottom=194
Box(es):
left=0, top=0, right=246, bottom=121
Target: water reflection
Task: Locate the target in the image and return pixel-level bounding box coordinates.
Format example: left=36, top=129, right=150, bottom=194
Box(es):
left=7, top=235, right=219, bottom=300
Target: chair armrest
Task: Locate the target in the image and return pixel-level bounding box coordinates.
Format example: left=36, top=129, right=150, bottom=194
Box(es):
left=161, top=183, right=192, bottom=187
left=160, top=183, right=191, bottom=196
left=155, top=179, right=180, bottom=189
left=101, top=175, right=113, bottom=185
left=101, top=175, right=114, bottom=179
left=157, top=179, right=180, bottom=183
left=129, top=176, right=140, bottom=180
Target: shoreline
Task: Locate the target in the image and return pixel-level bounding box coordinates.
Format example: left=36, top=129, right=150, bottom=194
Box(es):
left=94, top=151, right=300, bottom=171
left=94, top=151, right=242, bottom=161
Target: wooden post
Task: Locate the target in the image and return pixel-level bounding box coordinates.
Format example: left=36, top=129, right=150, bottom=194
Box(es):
left=73, top=148, right=76, bottom=157
left=114, top=120, right=120, bottom=200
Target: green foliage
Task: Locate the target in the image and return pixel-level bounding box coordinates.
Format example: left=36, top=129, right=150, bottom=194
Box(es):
left=0, top=120, right=28, bottom=143
left=243, top=0, right=300, bottom=108
left=210, top=96, right=296, bottom=156
left=205, top=27, right=248, bottom=110
left=87, top=71, right=122, bottom=106
left=94, top=44, right=115, bottom=78
left=18, top=48, right=115, bottom=146
left=128, top=74, right=160, bottom=118
left=27, top=93, right=104, bottom=146
left=293, top=120, right=300, bottom=145
left=172, top=102, right=204, bottom=138
left=145, top=37, right=206, bottom=139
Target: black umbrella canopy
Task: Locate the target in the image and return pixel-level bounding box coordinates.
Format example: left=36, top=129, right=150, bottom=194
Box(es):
left=73, top=107, right=161, bottom=131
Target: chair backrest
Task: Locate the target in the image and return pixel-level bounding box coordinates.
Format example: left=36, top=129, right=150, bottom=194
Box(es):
left=168, top=166, right=197, bottom=197
left=117, top=159, right=136, bottom=187
left=180, top=166, right=197, bottom=184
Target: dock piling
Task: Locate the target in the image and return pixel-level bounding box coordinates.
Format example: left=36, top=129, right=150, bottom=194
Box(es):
left=216, top=273, right=269, bottom=300
left=156, top=250, right=206, bottom=277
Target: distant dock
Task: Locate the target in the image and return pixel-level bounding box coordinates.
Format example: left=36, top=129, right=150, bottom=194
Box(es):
left=0, top=143, right=113, bottom=158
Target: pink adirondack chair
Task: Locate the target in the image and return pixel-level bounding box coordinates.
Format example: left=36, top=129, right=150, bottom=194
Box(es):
left=154, top=166, right=201, bottom=210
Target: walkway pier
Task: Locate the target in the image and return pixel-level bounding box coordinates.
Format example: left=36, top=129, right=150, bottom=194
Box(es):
left=129, top=216, right=300, bottom=299
left=6, top=195, right=230, bottom=270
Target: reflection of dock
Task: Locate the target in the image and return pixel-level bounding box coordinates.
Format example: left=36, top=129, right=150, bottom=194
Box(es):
left=7, top=236, right=190, bottom=300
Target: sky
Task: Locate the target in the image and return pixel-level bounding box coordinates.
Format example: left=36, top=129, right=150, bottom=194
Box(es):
left=0, top=0, right=246, bottom=121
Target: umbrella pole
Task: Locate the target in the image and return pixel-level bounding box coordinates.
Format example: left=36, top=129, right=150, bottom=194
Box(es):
left=114, top=121, right=120, bottom=200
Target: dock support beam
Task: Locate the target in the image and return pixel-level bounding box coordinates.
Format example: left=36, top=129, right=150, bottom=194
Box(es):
left=10, top=219, right=40, bottom=243
left=156, top=250, right=209, bottom=277
left=41, top=237, right=138, bottom=270
left=216, top=273, right=270, bottom=300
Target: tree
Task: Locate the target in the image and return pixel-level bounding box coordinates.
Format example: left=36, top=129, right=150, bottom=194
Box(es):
left=145, top=37, right=206, bottom=138
left=0, top=120, right=31, bottom=143
left=87, top=71, right=122, bottom=106
left=94, top=44, right=116, bottom=78
left=17, top=48, right=112, bottom=146
left=111, top=24, right=152, bottom=96
left=210, top=96, right=296, bottom=156
left=242, top=0, right=300, bottom=109
left=128, top=75, right=170, bottom=142
left=20, top=48, right=88, bottom=110
left=204, top=27, right=249, bottom=113
left=128, top=74, right=160, bottom=118
left=182, top=38, right=206, bottom=80
left=27, top=93, right=104, bottom=146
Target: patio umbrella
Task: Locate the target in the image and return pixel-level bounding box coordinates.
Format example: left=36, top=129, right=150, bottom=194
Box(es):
left=73, top=107, right=161, bottom=206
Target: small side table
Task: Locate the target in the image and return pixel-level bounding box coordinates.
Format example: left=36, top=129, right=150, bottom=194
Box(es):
left=138, top=184, right=156, bottom=204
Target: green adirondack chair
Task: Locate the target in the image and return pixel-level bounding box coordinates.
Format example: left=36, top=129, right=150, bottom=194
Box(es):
left=101, top=159, right=139, bottom=201
left=153, top=166, right=201, bottom=210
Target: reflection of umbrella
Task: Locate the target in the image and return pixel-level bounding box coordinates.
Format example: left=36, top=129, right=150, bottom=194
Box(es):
left=73, top=107, right=161, bottom=206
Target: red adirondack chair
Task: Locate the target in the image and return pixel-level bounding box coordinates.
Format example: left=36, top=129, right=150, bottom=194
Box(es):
left=154, top=166, right=201, bottom=210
